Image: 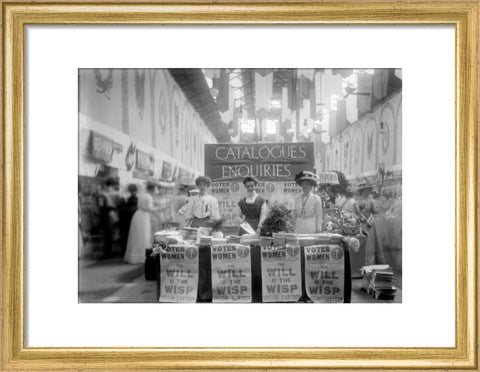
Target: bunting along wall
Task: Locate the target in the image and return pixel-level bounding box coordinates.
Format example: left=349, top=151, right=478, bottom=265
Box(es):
left=79, top=69, right=124, bottom=133
left=254, top=69, right=274, bottom=140
left=332, top=140, right=340, bottom=171
left=326, top=90, right=402, bottom=179
left=363, top=115, right=377, bottom=173
left=341, top=132, right=351, bottom=175
left=378, top=103, right=396, bottom=169
left=325, top=143, right=332, bottom=171
left=351, top=126, right=363, bottom=177
left=79, top=68, right=217, bottom=187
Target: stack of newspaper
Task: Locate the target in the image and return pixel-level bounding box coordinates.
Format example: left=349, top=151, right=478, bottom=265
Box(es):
left=227, top=235, right=241, bottom=244
left=211, top=238, right=228, bottom=245
left=198, top=235, right=213, bottom=246
left=361, top=264, right=397, bottom=300
left=285, top=234, right=299, bottom=245
left=239, top=234, right=259, bottom=245
left=154, top=230, right=183, bottom=245
left=181, top=227, right=198, bottom=242
left=297, top=235, right=316, bottom=247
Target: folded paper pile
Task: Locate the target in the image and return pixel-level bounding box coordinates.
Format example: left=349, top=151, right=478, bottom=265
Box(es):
left=154, top=230, right=184, bottom=245
left=181, top=227, right=198, bottom=242
left=360, top=264, right=397, bottom=300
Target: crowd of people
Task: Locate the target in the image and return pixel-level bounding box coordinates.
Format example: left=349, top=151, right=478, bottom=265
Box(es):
left=78, top=171, right=401, bottom=266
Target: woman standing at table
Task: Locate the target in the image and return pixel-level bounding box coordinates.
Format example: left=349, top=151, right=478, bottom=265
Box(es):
left=236, top=176, right=268, bottom=235
left=293, top=171, right=323, bottom=234
left=184, top=176, right=220, bottom=228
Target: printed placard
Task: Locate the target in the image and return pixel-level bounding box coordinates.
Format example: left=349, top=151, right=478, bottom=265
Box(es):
left=159, top=245, right=199, bottom=303
left=261, top=245, right=302, bottom=302
left=304, top=244, right=345, bottom=303
left=211, top=244, right=252, bottom=302
left=205, top=142, right=314, bottom=227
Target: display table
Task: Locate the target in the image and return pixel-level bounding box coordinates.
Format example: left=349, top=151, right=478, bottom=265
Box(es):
left=153, top=236, right=352, bottom=303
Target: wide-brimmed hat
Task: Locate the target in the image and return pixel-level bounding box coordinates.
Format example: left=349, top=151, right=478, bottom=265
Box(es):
left=188, top=187, right=200, bottom=195
left=145, top=180, right=158, bottom=191
left=295, top=171, right=319, bottom=186
left=157, top=180, right=175, bottom=189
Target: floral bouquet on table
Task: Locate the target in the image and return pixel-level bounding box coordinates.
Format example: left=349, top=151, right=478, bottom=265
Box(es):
left=259, top=203, right=294, bottom=237
left=340, top=210, right=361, bottom=236
left=322, top=208, right=361, bottom=236
left=322, top=208, right=343, bottom=234
left=322, top=208, right=362, bottom=253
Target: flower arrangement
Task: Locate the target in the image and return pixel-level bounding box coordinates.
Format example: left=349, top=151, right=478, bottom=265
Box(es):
left=209, top=218, right=224, bottom=232
left=322, top=208, right=360, bottom=236
left=259, top=203, right=294, bottom=237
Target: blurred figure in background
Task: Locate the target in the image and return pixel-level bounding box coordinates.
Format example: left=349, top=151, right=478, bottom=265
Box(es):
left=357, top=183, right=385, bottom=265
left=118, top=183, right=138, bottom=258
left=78, top=184, right=84, bottom=259
left=152, top=182, right=176, bottom=232
left=124, top=181, right=159, bottom=264
left=357, top=184, right=376, bottom=227
left=97, top=177, right=124, bottom=259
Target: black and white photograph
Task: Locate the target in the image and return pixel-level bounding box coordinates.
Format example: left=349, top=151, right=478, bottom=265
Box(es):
left=78, top=68, right=403, bottom=304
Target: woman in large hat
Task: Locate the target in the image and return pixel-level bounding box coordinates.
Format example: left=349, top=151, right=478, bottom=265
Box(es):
left=356, top=183, right=376, bottom=225
left=293, top=171, right=323, bottom=234
left=356, top=182, right=385, bottom=265
left=184, top=176, right=220, bottom=227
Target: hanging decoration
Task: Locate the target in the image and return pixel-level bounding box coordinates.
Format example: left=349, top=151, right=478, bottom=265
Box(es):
left=135, top=69, right=146, bottom=120
left=158, top=92, right=167, bottom=134
left=125, top=142, right=137, bottom=171
left=94, top=69, right=113, bottom=99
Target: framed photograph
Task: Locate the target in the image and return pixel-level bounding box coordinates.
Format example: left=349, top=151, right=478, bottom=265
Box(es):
left=2, top=1, right=478, bottom=370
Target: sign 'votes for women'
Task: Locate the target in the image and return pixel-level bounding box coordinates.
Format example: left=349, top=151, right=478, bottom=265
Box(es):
left=159, top=245, right=199, bottom=303
left=210, top=244, right=252, bottom=302
left=260, top=245, right=302, bottom=302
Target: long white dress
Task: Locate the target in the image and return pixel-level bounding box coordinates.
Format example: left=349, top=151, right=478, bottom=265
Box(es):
left=124, top=193, right=154, bottom=264
left=293, top=193, right=323, bottom=234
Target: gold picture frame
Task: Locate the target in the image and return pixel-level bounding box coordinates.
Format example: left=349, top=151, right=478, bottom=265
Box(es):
left=1, top=1, right=478, bottom=370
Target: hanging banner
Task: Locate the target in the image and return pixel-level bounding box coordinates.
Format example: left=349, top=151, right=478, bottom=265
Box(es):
left=205, top=142, right=314, bottom=226
left=162, top=161, right=172, bottom=180
left=90, top=131, right=114, bottom=163
left=159, top=245, right=199, bottom=303
left=134, top=149, right=155, bottom=179
left=261, top=245, right=302, bottom=302
left=211, top=244, right=252, bottom=302
left=304, top=244, right=345, bottom=303
left=205, top=142, right=314, bottom=182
